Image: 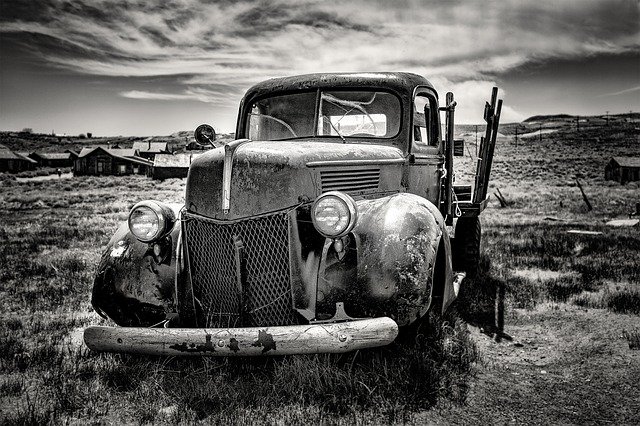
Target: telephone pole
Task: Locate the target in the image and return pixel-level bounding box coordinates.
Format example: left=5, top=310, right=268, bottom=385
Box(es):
left=539, top=123, right=542, bottom=141
left=606, top=111, right=610, bottom=126
left=576, top=116, right=580, bottom=132
left=475, top=124, right=478, bottom=157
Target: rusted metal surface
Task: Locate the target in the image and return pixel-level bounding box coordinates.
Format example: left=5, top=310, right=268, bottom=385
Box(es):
left=186, top=141, right=405, bottom=220
left=88, top=72, right=498, bottom=355
left=91, top=211, right=182, bottom=326
left=315, top=193, right=452, bottom=326
left=83, top=317, right=399, bottom=356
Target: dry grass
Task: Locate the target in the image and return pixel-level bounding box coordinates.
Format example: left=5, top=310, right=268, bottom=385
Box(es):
left=0, top=175, right=479, bottom=424
left=0, top=119, right=638, bottom=424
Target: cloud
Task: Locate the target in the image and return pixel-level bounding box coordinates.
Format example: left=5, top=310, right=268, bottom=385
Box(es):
left=1, top=0, right=638, bottom=122
left=596, top=85, right=640, bottom=98
left=121, top=87, right=241, bottom=106
left=121, top=90, right=198, bottom=101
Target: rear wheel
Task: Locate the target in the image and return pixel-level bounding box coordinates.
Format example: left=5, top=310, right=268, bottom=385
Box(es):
left=452, top=217, right=481, bottom=279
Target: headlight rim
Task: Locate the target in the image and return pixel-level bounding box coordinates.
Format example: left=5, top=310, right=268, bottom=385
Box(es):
left=128, top=200, right=174, bottom=243
left=311, top=191, right=358, bottom=238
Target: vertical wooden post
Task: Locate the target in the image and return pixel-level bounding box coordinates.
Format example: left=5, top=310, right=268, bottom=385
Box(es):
left=482, top=99, right=502, bottom=200
left=444, top=92, right=455, bottom=222
left=473, top=87, right=503, bottom=204
left=575, top=179, right=593, bottom=212
left=475, top=124, right=478, bottom=157
left=539, top=123, right=542, bottom=141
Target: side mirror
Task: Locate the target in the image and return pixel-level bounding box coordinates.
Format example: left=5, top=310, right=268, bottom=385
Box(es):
left=194, top=124, right=217, bottom=148
left=454, top=139, right=464, bottom=156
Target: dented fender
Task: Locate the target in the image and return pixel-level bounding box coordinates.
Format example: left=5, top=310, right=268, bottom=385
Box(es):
left=92, top=216, right=181, bottom=326
left=351, top=193, right=453, bottom=325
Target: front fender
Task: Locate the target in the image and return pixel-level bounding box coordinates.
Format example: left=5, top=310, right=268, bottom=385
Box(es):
left=351, top=193, right=452, bottom=325
left=91, top=218, right=181, bottom=326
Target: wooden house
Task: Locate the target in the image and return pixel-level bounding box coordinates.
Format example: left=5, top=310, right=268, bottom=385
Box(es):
left=28, top=152, right=75, bottom=168
left=74, top=147, right=152, bottom=176
left=0, top=148, right=37, bottom=173
left=605, top=157, right=640, bottom=184
left=132, top=141, right=169, bottom=160
left=152, top=152, right=202, bottom=180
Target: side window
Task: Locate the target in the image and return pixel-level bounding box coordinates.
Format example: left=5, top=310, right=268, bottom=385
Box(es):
left=413, top=95, right=429, bottom=145
left=413, top=94, right=438, bottom=147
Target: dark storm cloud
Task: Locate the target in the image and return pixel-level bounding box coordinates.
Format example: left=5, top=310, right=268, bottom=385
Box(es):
left=232, top=3, right=372, bottom=37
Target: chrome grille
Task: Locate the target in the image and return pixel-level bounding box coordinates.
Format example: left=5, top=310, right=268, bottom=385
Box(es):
left=320, top=168, right=380, bottom=193
left=183, top=211, right=297, bottom=327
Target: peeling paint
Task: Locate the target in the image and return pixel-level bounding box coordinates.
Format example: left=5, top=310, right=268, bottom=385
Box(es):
left=251, top=330, right=276, bottom=353
left=228, top=338, right=240, bottom=353
left=110, top=240, right=129, bottom=258
left=169, top=334, right=216, bottom=353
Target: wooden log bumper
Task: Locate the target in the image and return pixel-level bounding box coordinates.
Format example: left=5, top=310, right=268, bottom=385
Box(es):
left=84, top=317, right=399, bottom=356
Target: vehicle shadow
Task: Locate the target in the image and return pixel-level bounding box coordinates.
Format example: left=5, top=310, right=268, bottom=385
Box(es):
left=456, top=256, right=512, bottom=342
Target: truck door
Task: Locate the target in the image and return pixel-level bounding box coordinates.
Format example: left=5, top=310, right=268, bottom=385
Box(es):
left=406, top=91, right=443, bottom=205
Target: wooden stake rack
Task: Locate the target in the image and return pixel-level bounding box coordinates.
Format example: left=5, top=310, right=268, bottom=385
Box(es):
left=456, top=87, right=503, bottom=217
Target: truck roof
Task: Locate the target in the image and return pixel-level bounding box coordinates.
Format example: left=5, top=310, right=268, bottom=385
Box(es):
left=243, top=72, right=436, bottom=101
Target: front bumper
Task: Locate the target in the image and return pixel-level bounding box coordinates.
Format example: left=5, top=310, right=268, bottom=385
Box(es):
left=84, top=317, right=399, bottom=356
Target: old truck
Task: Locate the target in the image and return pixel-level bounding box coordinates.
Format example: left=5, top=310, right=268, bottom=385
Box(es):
left=84, top=72, right=502, bottom=356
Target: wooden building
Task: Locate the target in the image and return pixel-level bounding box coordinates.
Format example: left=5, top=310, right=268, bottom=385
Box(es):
left=152, top=152, right=202, bottom=180
left=28, top=152, right=75, bottom=168
left=74, top=147, right=152, bottom=176
left=132, top=141, right=169, bottom=160
left=0, top=148, right=37, bottom=173
left=605, top=157, right=640, bottom=184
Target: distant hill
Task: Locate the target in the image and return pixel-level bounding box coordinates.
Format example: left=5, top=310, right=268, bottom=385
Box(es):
left=524, top=114, right=575, bottom=122
left=0, top=131, right=235, bottom=153
left=524, top=112, right=639, bottom=123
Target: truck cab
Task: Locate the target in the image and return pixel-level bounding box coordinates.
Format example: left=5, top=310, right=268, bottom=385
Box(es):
left=85, top=72, right=502, bottom=356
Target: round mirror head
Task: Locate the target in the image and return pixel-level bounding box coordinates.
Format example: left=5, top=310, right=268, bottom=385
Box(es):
left=194, top=124, right=217, bottom=147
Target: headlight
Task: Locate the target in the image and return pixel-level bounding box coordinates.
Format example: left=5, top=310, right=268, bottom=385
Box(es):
left=128, top=201, right=175, bottom=242
left=311, top=191, right=357, bottom=238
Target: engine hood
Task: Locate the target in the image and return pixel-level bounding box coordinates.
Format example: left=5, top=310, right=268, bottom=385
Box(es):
left=185, top=140, right=405, bottom=220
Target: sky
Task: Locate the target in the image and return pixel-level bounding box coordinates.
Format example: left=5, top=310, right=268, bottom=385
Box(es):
left=0, top=0, right=638, bottom=136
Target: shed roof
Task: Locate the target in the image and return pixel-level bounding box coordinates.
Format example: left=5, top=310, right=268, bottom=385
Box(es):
left=15, top=152, right=38, bottom=163
left=78, top=146, right=109, bottom=158
left=154, top=152, right=202, bottom=168
left=132, top=141, right=168, bottom=152
left=0, top=149, right=21, bottom=160
left=77, top=146, right=152, bottom=166
left=32, top=152, right=73, bottom=161
left=0, top=149, right=37, bottom=163
left=611, top=157, right=640, bottom=168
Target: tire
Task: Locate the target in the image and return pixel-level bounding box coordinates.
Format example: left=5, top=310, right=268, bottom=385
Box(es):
left=452, top=217, right=481, bottom=279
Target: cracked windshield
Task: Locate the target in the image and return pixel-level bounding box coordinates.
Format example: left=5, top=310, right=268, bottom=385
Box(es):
left=247, top=91, right=401, bottom=141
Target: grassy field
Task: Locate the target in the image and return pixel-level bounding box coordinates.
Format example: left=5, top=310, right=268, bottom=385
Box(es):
left=0, top=118, right=638, bottom=424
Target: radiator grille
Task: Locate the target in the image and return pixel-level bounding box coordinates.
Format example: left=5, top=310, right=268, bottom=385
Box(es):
left=320, top=168, right=380, bottom=193
left=183, top=211, right=297, bottom=327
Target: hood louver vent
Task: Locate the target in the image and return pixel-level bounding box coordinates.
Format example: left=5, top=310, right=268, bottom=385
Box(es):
left=320, top=168, right=380, bottom=194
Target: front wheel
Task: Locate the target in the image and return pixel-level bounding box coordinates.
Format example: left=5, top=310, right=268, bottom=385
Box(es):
left=452, top=217, right=481, bottom=279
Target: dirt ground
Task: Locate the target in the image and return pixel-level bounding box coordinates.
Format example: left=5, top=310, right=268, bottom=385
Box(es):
left=424, top=304, right=640, bottom=424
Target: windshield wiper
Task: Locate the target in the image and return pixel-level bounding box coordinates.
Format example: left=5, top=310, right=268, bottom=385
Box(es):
left=320, top=93, right=378, bottom=137
left=249, top=113, right=298, bottom=138
left=321, top=115, right=346, bottom=143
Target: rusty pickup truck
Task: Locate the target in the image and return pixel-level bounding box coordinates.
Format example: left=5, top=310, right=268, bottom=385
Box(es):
left=84, top=72, right=502, bottom=356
